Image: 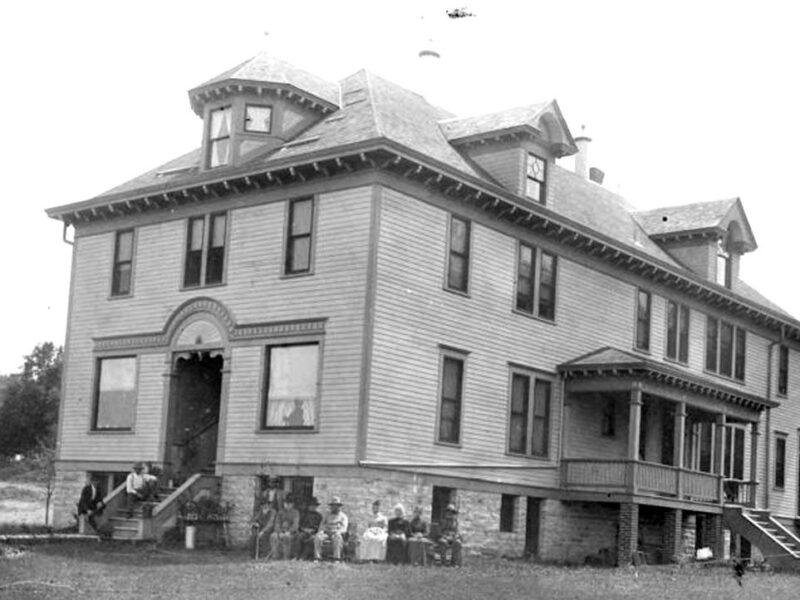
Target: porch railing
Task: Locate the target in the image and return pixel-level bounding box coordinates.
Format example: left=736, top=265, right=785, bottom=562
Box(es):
left=561, top=459, right=756, bottom=506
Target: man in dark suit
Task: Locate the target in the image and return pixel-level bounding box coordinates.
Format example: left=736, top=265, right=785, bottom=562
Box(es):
left=77, top=475, right=106, bottom=532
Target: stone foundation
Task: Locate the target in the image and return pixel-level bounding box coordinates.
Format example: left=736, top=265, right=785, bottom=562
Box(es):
left=539, top=500, right=618, bottom=564
left=51, top=469, right=86, bottom=528
left=220, top=475, right=259, bottom=544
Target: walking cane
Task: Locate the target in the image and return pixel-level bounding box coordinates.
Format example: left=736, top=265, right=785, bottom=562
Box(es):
left=252, top=524, right=260, bottom=560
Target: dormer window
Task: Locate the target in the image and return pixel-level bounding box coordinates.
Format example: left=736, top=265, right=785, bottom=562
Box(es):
left=716, top=239, right=731, bottom=288
left=244, top=104, right=273, bottom=133
left=208, top=106, right=232, bottom=168
left=526, top=153, right=546, bottom=204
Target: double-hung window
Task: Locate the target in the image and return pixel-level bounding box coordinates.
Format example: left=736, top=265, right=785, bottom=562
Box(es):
left=516, top=243, right=557, bottom=320
left=635, top=290, right=652, bottom=351
left=446, top=216, right=470, bottom=293
left=285, top=197, right=315, bottom=275
left=778, top=345, right=789, bottom=396
left=666, top=300, right=690, bottom=362
left=207, top=106, right=232, bottom=168
left=184, top=212, right=227, bottom=288
left=508, top=371, right=551, bottom=458
left=262, top=343, right=320, bottom=430
left=775, top=434, right=787, bottom=489
left=92, top=356, right=137, bottom=430
left=705, top=316, right=746, bottom=381
left=437, top=352, right=465, bottom=445
left=111, top=229, right=134, bottom=296
left=723, top=425, right=745, bottom=480
left=716, top=239, right=732, bottom=288
left=525, top=153, right=546, bottom=204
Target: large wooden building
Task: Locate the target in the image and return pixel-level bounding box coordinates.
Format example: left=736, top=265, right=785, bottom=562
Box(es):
left=47, top=54, right=800, bottom=564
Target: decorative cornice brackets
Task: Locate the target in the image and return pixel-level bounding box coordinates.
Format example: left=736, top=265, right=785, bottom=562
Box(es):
left=93, top=297, right=327, bottom=352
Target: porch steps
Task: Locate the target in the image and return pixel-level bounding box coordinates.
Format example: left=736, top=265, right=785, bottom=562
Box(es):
left=109, top=486, right=177, bottom=541
left=723, top=506, right=800, bottom=569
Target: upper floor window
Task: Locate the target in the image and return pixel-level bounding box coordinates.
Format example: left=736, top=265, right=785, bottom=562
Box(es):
left=111, top=229, right=134, bottom=297
left=666, top=300, right=690, bottom=363
left=208, top=106, right=232, bottom=168
left=262, top=343, right=320, bottom=430
left=600, top=395, right=616, bottom=437
left=446, top=216, right=470, bottom=293
left=778, top=345, right=789, bottom=396
left=285, top=197, right=315, bottom=275
left=184, top=212, right=227, bottom=288
left=508, top=371, right=551, bottom=458
left=93, top=356, right=137, bottom=430
left=716, top=239, right=732, bottom=288
left=635, top=289, right=651, bottom=351
left=525, top=153, right=546, bottom=204
left=705, top=316, right=746, bottom=381
left=516, top=243, right=557, bottom=320
left=244, top=104, right=272, bottom=133
left=437, top=352, right=465, bottom=445
left=774, top=434, right=787, bottom=489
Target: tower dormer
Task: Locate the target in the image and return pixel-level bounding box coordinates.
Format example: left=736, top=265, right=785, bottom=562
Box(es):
left=188, top=54, right=340, bottom=170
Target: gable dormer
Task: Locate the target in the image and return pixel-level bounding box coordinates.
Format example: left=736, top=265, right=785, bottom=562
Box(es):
left=439, top=100, right=577, bottom=205
left=188, top=54, right=340, bottom=170
left=634, top=198, right=757, bottom=290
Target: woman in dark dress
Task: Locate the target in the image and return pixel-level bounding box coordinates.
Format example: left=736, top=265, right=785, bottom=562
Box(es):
left=406, top=506, right=432, bottom=565
left=385, top=504, right=411, bottom=564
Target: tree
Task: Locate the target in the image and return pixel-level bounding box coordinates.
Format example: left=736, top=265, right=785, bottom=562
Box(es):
left=0, top=342, right=63, bottom=457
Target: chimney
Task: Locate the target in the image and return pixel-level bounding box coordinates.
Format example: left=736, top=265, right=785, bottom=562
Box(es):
left=574, top=125, right=591, bottom=180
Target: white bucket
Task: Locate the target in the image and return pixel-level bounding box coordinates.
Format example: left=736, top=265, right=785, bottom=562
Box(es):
left=185, top=525, right=196, bottom=550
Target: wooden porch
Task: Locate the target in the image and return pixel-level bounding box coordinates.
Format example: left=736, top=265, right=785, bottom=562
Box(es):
left=561, top=459, right=757, bottom=506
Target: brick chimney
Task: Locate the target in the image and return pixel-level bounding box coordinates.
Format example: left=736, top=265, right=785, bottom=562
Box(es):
left=574, top=125, right=591, bottom=180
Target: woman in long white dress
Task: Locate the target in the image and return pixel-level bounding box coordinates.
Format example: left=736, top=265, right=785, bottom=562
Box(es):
left=358, top=500, right=388, bottom=561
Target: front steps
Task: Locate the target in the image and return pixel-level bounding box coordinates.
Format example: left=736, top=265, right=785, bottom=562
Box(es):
left=723, top=506, right=800, bottom=569
left=108, top=486, right=176, bottom=541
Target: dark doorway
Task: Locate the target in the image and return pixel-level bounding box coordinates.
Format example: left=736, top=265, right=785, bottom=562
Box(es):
left=431, top=486, right=455, bottom=525
left=525, top=497, right=540, bottom=557
left=165, top=352, right=223, bottom=483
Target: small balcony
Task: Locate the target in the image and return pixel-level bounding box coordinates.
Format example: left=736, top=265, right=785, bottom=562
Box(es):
left=561, top=459, right=757, bottom=507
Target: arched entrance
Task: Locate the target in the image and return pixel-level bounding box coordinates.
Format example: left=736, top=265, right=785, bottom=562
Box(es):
left=164, top=315, right=227, bottom=483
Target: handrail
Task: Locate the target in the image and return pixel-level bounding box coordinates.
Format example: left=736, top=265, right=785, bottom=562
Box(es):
left=94, top=480, right=127, bottom=530
left=173, top=419, right=219, bottom=448
left=764, top=513, right=800, bottom=552
left=741, top=512, right=800, bottom=558
left=152, top=473, right=203, bottom=517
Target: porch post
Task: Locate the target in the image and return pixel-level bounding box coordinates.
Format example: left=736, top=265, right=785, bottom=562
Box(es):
left=749, top=422, right=760, bottom=507
left=617, top=502, right=639, bottom=566
left=714, top=414, right=726, bottom=503
left=628, top=385, right=643, bottom=495
left=674, top=402, right=686, bottom=499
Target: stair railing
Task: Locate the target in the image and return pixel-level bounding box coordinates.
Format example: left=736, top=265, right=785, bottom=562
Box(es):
left=150, top=473, right=221, bottom=541
left=94, top=481, right=127, bottom=531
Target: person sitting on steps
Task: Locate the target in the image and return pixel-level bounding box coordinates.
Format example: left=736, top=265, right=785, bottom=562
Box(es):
left=124, top=462, right=155, bottom=518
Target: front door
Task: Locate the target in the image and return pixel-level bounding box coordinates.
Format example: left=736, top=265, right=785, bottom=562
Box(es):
left=165, top=352, right=223, bottom=483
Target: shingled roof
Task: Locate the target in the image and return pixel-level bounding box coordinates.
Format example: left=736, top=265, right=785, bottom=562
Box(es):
left=634, top=198, right=738, bottom=236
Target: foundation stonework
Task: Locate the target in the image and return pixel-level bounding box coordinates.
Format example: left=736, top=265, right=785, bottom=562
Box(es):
left=539, top=500, right=618, bottom=564
left=221, top=475, right=259, bottom=545
left=52, top=469, right=86, bottom=528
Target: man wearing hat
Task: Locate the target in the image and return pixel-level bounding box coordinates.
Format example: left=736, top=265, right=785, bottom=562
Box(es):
left=124, top=462, right=154, bottom=518
left=294, top=497, right=323, bottom=560
left=436, top=504, right=463, bottom=566
left=269, top=493, right=300, bottom=559
left=314, top=496, right=349, bottom=561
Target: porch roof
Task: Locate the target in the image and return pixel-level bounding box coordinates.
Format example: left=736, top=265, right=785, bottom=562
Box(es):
left=558, top=347, right=777, bottom=412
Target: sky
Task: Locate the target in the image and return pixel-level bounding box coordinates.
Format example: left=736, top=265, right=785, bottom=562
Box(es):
left=1, top=0, right=799, bottom=374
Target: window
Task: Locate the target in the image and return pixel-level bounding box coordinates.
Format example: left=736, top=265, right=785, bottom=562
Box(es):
left=723, top=426, right=745, bottom=480
left=716, top=239, right=732, bottom=288
left=775, top=435, right=787, bottom=489
left=184, top=212, right=227, bottom=287
left=93, top=357, right=137, bottom=430
left=285, top=197, right=314, bottom=275
left=262, top=343, right=320, bottom=430
left=244, top=104, right=272, bottom=133
left=516, top=243, right=557, bottom=320
left=500, top=494, right=517, bottom=532
left=207, top=106, right=232, bottom=168
left=508, top=372, right=551, bottom=458
left=666, top=301, right=690, bottom=362
left=635, top=290, right=651, bottom=351
left=111, top=229, right=134, bottom=296
left=525, top=153, right=546, bottom=204
left=446, top=216, right=470, bottom=293
left=705, top=316, right=746, bottom=381
left=778, top=345, right=789, bottom=396
left=438, top=354, right=465, bottom=444
left=601, top=395, right=616, bottom=437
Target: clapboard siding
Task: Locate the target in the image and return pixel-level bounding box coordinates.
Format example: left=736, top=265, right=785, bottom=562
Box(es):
left=366, top=187, right=779, bottom=489
left=768, top=346, right=800, bottom=518
left=59, top=186, right=373, bottom=464
left=468, top=144, right=524, bottom=193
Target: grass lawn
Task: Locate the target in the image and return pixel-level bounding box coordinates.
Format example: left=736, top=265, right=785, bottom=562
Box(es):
left=1, top=542, right=799, bottom=600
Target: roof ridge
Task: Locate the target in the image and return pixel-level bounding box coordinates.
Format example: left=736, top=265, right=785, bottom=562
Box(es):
left=633, top=197, right=739, bottom=215
left=438, top=101, right=550, bottom=125
left=362, top=70, right=384, bottom=138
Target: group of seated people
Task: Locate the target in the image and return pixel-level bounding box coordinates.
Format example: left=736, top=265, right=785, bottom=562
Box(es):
left=252, top=485, right=462, bottom=566
left=359, top=500, right=462, bottom=566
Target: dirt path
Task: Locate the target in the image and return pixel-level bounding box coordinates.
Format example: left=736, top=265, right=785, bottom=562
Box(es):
left=0, top=481, right=47, bottom=525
